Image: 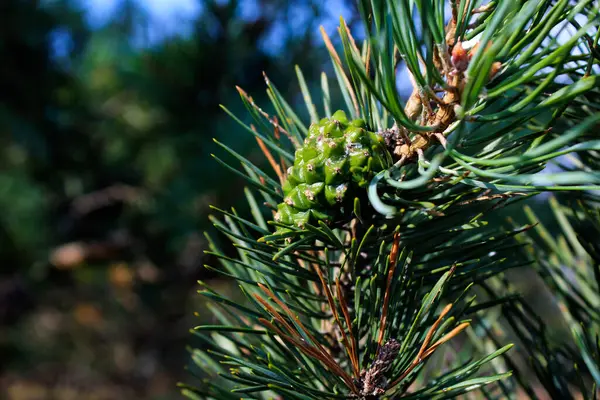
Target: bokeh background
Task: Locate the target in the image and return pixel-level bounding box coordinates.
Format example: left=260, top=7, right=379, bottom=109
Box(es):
left=0, top=0, right=359, bottom=398
left=0, top=1, right=562, bottom=399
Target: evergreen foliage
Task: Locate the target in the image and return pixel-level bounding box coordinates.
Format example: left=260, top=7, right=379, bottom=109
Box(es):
left=184, top=1, right=600, bottom=398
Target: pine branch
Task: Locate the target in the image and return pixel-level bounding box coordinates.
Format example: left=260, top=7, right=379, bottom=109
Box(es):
left=184, top=0, right=600, bottom=399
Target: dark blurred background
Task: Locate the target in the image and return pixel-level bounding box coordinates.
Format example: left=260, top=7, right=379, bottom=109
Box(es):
left=0, top=0, right=362, bottom=398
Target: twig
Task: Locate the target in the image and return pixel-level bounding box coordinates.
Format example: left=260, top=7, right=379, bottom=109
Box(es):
left=71, top=184, right=143, bottom=216
left=256, top=284, right=360, bottom=394
left=336, top=276, right=359, bottom=376
left=376, top=232, right=402, bottom=354
left=314, top=265, right=360, bottom=378
left=254, top=131, right=285, bottom=185
left=259, top=317, right=359, bottom=393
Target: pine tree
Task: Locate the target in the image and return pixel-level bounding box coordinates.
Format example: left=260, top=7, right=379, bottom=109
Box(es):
left=181, top=1, right=600, bottom=399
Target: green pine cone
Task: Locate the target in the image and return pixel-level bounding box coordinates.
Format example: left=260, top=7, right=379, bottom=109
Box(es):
left=274, top=110, right=391, bottom=231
